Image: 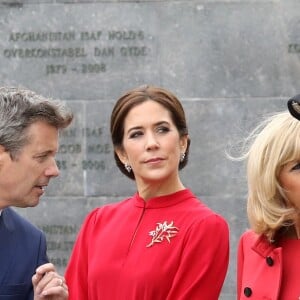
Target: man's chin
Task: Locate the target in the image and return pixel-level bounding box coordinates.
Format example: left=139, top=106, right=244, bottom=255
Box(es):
left=30, top=198, right=41, bottom=207
left=21, top=197, right=41, bottom=208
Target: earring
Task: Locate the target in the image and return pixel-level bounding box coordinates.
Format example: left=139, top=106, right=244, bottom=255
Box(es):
left=180, top=152, right=185, bottom=162
left=124, top=162, right=132, bottom=173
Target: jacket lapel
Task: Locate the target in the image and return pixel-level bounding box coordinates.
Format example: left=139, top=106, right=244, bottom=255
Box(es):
left=250, top=233, right=283, bottom=299
left=0, top=208, right=17, bottom=283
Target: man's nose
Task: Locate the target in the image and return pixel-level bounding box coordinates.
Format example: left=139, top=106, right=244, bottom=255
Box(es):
left=45, top=159, right=60, bottom=177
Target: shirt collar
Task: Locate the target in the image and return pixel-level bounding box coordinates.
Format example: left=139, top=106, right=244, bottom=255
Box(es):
left=134, top=189, right=194, bottom=209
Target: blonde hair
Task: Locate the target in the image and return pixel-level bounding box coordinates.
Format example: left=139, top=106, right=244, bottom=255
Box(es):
left=241, top=111, right=300, bottom=241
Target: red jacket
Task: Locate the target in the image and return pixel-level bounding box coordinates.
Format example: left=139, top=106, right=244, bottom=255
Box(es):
left=237, top=230, right=283, bottom=300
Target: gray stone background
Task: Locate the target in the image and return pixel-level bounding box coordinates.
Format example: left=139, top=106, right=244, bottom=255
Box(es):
left=1, top=0, right=299, bottom=298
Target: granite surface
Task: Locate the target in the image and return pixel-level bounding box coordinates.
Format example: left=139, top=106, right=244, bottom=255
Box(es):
left=1, top=1, right=298, bottom=298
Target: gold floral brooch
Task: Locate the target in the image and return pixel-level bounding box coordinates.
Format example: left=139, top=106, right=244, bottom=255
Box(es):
left=146, top=221, right=179, bottom=247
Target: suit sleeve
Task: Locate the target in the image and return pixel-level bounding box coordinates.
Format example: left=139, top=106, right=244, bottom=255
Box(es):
left=166, top=214, right=229, bottom=300
left=37, top=231, right=49, bottom=266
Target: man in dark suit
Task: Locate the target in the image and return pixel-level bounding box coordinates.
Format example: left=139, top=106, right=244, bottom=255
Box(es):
left=0, top=87, right=73, bottom=299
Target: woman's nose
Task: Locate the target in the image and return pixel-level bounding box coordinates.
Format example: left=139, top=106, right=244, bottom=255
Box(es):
left=145, top=133, right=159, bottom=150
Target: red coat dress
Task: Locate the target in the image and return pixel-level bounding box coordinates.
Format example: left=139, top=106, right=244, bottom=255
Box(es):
left=237, top=230, right=300, bottom=299
left=65, top=189, right=229, bottom=300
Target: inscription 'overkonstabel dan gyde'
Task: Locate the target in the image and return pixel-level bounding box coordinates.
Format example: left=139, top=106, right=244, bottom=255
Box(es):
left=3, top=30, right=152, bottom=75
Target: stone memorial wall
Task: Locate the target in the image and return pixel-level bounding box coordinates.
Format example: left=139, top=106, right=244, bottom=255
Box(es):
left=1, top=0, right=299, bottom=298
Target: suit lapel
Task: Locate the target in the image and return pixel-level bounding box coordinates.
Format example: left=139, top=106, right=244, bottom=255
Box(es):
left=0, top=208, right=17, bottom=283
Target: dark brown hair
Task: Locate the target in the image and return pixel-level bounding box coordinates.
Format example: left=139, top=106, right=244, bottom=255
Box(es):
left=110, top=85, right=191, bottom=179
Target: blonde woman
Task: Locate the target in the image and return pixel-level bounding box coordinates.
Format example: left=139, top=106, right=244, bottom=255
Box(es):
left=237, top=95, right=300, bottom=299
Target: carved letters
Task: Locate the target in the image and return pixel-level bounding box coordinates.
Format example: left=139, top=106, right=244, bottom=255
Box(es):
left=3, top=30, right=151, bottom=75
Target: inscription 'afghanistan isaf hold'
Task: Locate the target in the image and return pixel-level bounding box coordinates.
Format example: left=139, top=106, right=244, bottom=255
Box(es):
left=8, top=30, right=145, bottom=42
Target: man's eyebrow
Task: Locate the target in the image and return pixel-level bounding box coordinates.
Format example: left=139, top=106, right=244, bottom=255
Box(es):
left=33, top=150, right=54, bottom=157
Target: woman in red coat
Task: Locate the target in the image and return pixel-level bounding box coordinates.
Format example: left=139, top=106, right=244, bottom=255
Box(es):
left=65, top=85, right=229, bottom=300
left=237, top=95, right=300, bottom=299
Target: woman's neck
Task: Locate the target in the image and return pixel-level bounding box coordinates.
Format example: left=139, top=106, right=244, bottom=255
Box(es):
left=137, top=179, right=185, bottom=201
left=282, top=223, right=300, bottom=240
left=294, top=218, right=300, bottom=239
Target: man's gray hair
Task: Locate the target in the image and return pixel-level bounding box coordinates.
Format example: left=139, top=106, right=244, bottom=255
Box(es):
left=0, top=87, right=73, bottom=158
